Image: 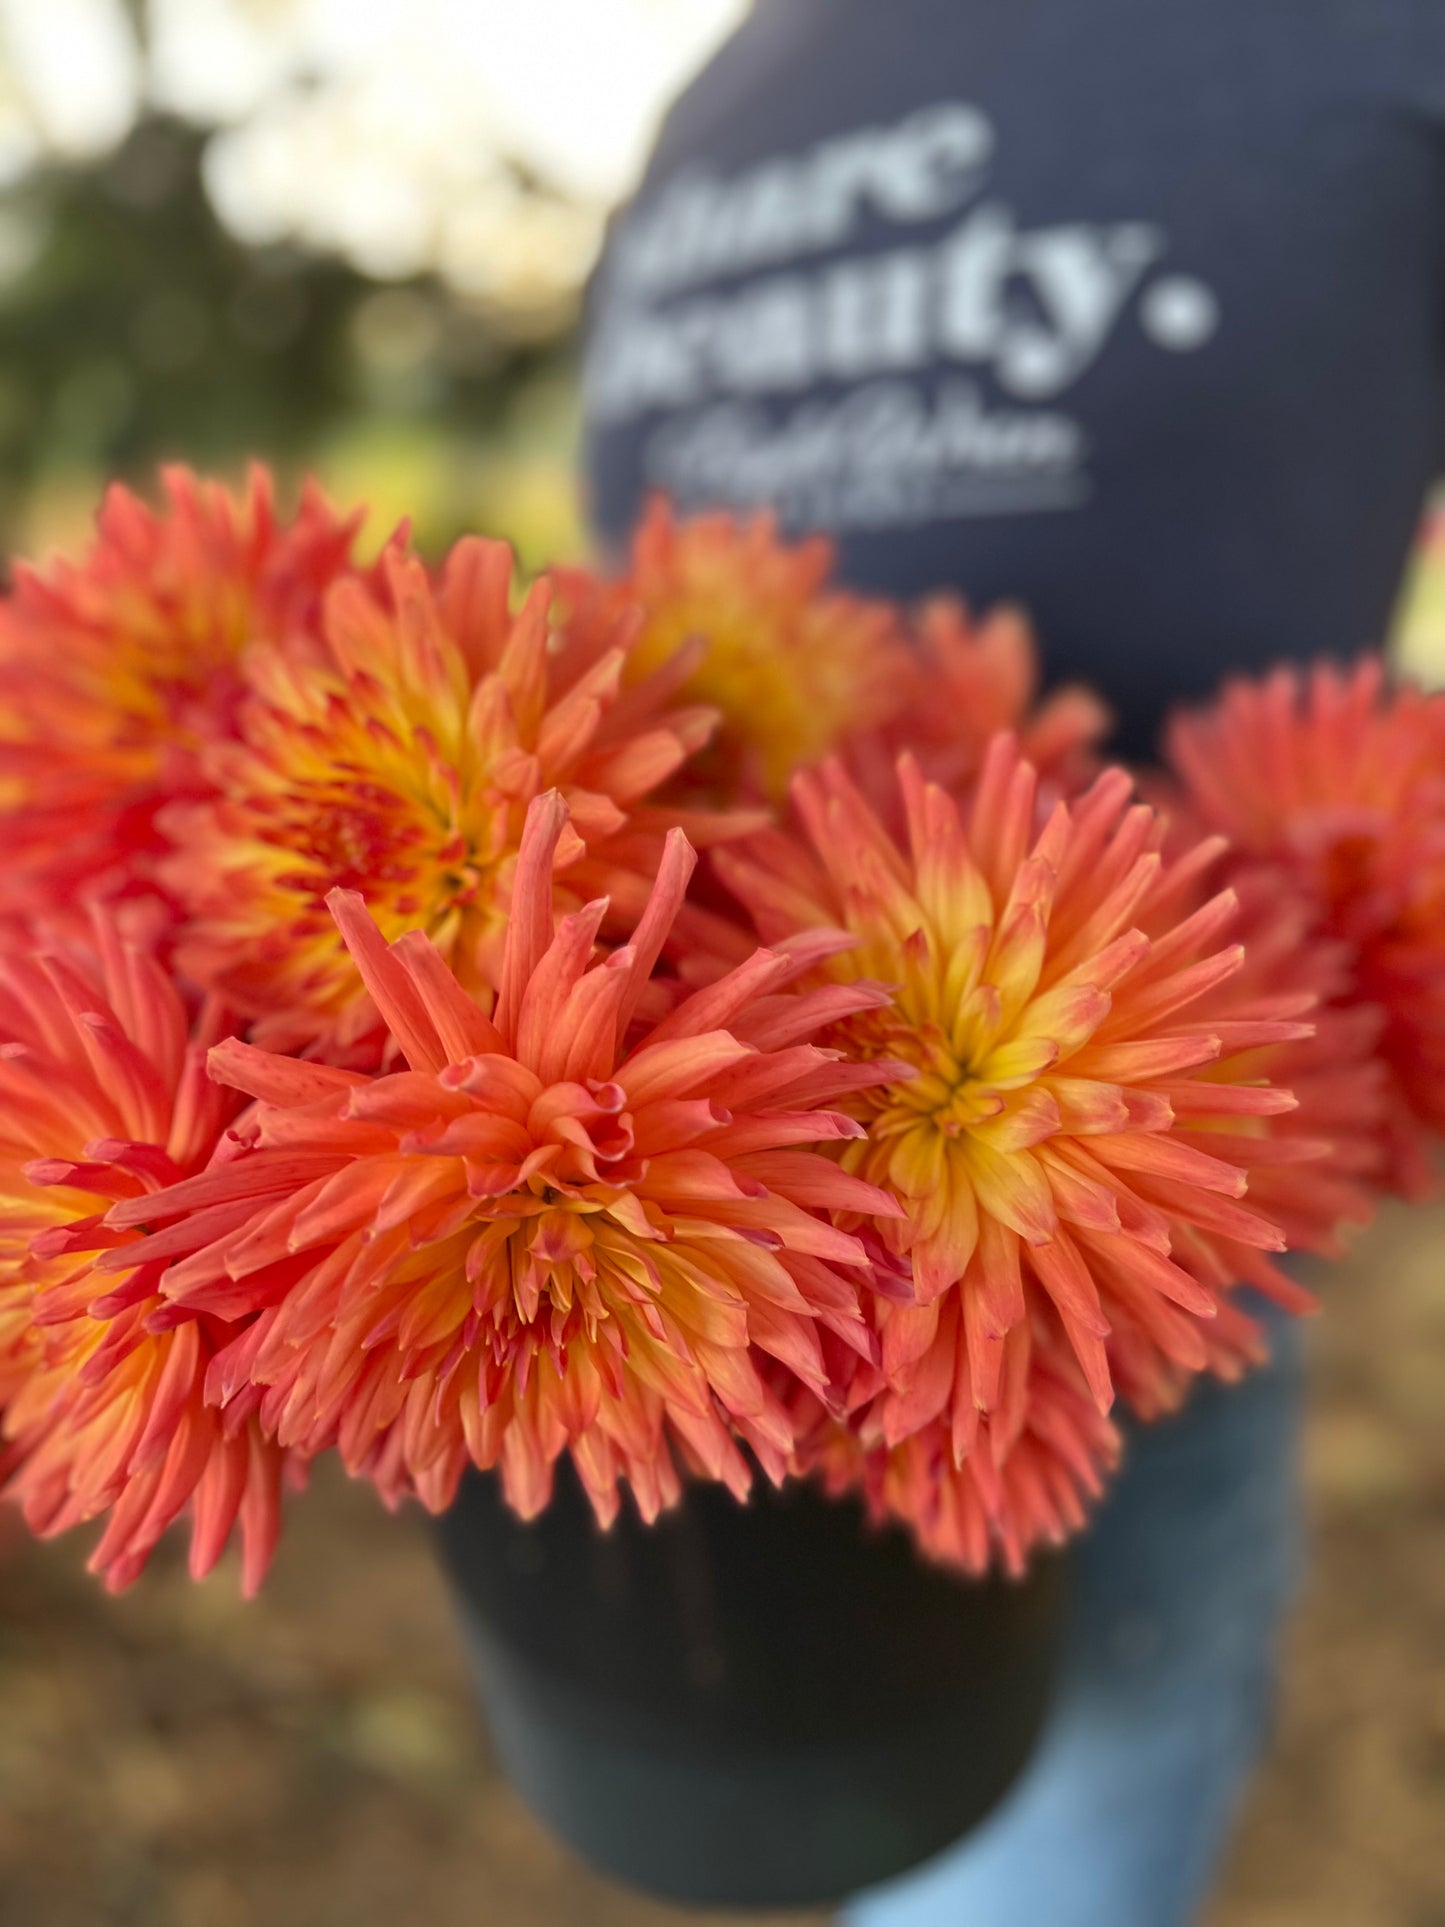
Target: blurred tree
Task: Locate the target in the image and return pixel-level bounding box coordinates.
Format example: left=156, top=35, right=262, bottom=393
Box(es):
left=0, top=112, right=580, bottom=557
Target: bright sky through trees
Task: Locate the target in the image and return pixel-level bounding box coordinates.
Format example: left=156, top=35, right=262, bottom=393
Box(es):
left=0, top=0, right=747, bottom=310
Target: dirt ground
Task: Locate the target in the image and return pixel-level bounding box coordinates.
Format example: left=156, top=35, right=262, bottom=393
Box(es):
left=0, top=1204, right=1441, bottom=1927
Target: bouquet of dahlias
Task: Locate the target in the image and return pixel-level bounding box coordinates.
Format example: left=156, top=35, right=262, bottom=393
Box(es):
left=0, top=470, right=1438, bottom=1610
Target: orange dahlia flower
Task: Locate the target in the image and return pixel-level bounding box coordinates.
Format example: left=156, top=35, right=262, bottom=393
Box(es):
left=562, top=497, right=910, bottom=801
left=1093, top=798, right=1387, bottom=1415
left=796, top=1329, right=1121, bottom=1576
left=1165, top=656, right=1445, bottom=1193
left=106, top=794, right=898, bottom=1528
left=718, top=740, right=1320, bottom=1446
left=0, top=466, right=359, bottom=919
left=162, top=537, right=746, bottom=1050
left=844, top=597, right=1110, bottom=817
left=0, top=916, right=289, bottom=1592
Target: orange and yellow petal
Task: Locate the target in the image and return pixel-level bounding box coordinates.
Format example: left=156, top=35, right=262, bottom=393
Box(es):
left=0, top=466, right=360, bottom=920
left=162, top=538, right=748, bottom=1049
left=560, top=497, right=912, bottom=802
left=1166, top=656, right=1445, bottom=1193
left=719, top=739, right=1345, bottom=1445
left=105, top=796, right=899, bottom=1528
left=0, top=912, right=294, bottom=1590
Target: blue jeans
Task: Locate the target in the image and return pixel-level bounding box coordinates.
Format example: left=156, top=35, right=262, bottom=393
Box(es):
left=844, top=1303, right=1305, bottom=1927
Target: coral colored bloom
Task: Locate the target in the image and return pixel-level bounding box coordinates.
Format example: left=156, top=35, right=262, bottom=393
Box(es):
left=0, top=917, right=288, bottom=1592
left=1092, top=800, right=1388, bottom=1414
left=163, top=538, right=746, bottom=1049
left=1166, top=656, right=1445, bottom=1194
left=108, top=796, right=899, bottom=1527
left=719, top=740, right=1322, bottom=1447
left=796, top=1329, right=1122, bottom=1576
left=562, top=498, right=911, bottom=801
left=845, top=598, right=1110, bottom=817
left=0, top=467, right=360, bottom=918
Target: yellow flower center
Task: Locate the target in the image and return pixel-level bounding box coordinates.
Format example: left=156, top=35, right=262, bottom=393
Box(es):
left=882, top=1025, right=1002, bottom=1138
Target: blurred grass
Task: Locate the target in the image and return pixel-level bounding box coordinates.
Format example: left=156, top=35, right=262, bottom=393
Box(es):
left=13, top=374, right=587, bottom=579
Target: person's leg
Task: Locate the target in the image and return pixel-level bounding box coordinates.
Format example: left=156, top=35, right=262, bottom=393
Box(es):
left=843, top=1302, right=1306, bottom=1927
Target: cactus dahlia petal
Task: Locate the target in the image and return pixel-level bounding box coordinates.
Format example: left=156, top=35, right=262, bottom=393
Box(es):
left=1166, top=656, right=1445, bottom=1195
left=796, top=1329, right=1122, bottom=1576
left=844, top=597, right=1110, bottom=819
left=0, top=466, right=359, bottom=918
left=1090, top=801, right=1388, bottom=1415
left=107, top=795, right=900, bottom=1529
left=0, top=915, right=288, bottom=1592
left=162, top=536, right=751, bottom=1050
left=718, top=739, right=1328, bottom=1453
left=559, top=497, right=911, bottom=802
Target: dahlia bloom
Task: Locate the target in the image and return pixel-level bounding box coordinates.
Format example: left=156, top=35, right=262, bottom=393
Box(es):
left=0, top=916, right=288, bottom=1592
left=561, top=498, right=910, bottom=801
left=718, top=740, right=1321, bottom=1442
left=0, top=466, right=359, bottom=919
left=163, top=537, right=744, bottom=1049
left=106, top=794, right=899, bottom=1528
left=797, top=1329, right=1122, bottom=1576
left=1096, top=797, right=1388, bottom=1414
left=1166, top=656, right=1445, bottom=1193
left=844, top=597, right=1110, bottom=816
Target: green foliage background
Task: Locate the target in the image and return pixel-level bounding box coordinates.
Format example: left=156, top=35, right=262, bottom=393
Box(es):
left=0, top=113, right=585, bottom=567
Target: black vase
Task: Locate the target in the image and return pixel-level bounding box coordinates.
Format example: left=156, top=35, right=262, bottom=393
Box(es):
left=435, top=1464, right=1067, bottom=1910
